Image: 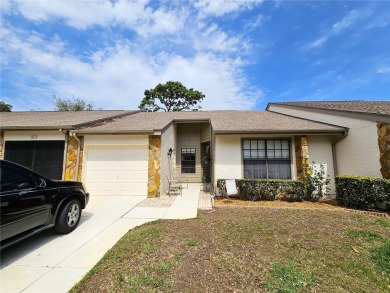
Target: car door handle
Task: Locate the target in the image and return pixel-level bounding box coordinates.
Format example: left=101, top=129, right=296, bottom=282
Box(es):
left=19, top=190, right=28, bottom=196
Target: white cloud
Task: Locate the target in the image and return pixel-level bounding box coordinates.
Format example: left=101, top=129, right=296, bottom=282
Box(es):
left=0, top=0, right=12, bottom=12
left=332, top=9, right=362, bottom=34
left=195, top=0, right=263, bottom=17
left=377, top=66, right=390, bottom=74
left=307, top=36, right=328, bottom=49
left=305, top=9, right=371, bottom=50
left=12, top=0, right=188, bottom=36
left=193, top=23, right=245, bottom=54
left=1, top=24, right=261, bottom=111
left=245, top=14, right=265, bottom=31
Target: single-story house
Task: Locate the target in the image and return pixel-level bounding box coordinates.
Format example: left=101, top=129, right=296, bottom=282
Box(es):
left=1, top=101, right=389, bottom=198
left=267, top=101, right=390, bottom=179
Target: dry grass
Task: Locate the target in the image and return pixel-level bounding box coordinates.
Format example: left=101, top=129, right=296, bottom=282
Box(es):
left=71, top=208, right=390, bottom=293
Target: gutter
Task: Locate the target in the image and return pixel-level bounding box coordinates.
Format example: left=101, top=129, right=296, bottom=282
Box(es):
left=69, top=132, right=81, bottom=181
left=213, top=130, right=346, bottom=135
left=332, top=130, right=349, bottom=176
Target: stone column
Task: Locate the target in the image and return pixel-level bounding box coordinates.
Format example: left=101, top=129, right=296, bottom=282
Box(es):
left=64, top=135, right=84, bottom=181
left=377, top=122, right=390, bottom=179
left=294, top=135, right=309, bottom=181
left=148, top=135, right=161, bottom=197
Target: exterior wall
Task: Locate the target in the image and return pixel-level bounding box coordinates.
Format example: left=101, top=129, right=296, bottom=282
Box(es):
left=176, top=123, right=202, bottom=182
left=214, top=134, right=300, bottom=189
left=214, top=135, right=242, bottom=185
left=161, top=123, right=175, bottom=195
left=269, top=105, right=382, bottom=177
left=200, top=122, right=211, bottom=142
left=148, top=135, right=161, bottom=197
left=307, top=135, right=336, bottom=195
left=377, top=122, right=390, bottom=179
left=3, top=131, right=65, bottom=141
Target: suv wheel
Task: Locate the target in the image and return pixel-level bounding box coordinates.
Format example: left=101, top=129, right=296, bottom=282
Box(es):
left=55, top=199, right=81, bottom=234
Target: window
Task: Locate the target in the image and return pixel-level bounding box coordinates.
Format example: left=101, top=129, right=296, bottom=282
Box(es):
left=0, top=165, right=35, bottom=193
left=243, top=139, right=291, bottom=179
left=181, top=148, right=196, bottom=173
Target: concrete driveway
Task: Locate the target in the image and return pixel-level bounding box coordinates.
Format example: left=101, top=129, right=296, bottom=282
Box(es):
left=0, top=195, right=152, bottom=293
left=0, top=184, right=202, bottom=293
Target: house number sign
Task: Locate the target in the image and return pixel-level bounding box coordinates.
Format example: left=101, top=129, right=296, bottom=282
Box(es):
left=31, top=135, right=38, bottom=139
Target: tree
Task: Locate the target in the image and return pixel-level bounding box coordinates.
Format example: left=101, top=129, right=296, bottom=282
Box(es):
left=0, top=101, right=12, bottom=112
left=53, top=95, right=96, bottom=111
left=139, top=81, right=205, bottom=112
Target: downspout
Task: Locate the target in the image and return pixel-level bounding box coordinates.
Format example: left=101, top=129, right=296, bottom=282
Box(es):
left=60, top=129, right=68, bottom=180
left=332, top=130, right=348, bottom=176
left=70, top=132, right=81, bottom=181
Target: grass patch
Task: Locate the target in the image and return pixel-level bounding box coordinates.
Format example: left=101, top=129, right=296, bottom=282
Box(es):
left=187, top=239, right=198, bottom=247
left=375, top=218, right=390, bottom=228
left=371, top=241, right=390, bottom=273
left=71, top=209, right=390, bottom=292
left=344, top=229, right=385, bottom=242
left=264, top=262, right=312, bottom=293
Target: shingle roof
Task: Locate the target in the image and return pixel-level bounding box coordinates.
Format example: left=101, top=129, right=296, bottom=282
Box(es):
left=0, top=110, right=138, bottom=130
left=268, top=101, right=390, bottom=116
left=76, top=111, right=346, bottom=134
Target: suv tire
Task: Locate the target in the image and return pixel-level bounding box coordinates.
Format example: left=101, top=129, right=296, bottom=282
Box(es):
left=55, top=199, right=81, bottom=234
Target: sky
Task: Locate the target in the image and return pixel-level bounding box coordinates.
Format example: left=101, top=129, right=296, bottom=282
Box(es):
left=1, top=0, right=389, bottom=111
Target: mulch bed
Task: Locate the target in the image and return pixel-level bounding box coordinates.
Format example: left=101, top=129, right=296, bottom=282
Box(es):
left=214, top=197, right=389, bottom=217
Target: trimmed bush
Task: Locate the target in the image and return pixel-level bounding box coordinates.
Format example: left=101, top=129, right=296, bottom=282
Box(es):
left=216, top=179, right=304, bottom=202
left=335, top=176, right=390, bottom=210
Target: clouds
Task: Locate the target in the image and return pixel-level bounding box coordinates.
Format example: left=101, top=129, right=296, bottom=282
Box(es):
left=2, top=1, right=389, bottom=111
left=9, top=0, right=189, bottom=36
left=1, top=1, right=264, bottom=110
left=195, top=0, right=263, bottom=17
left=306, top=9, right=371, bottom=50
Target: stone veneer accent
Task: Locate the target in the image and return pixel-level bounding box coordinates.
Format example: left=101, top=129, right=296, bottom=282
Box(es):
left=0, top=132, right=4, bottom=159
left=64, top=135, right=84, bottom=181
left=377, top=122, right=390, bottom=179
left=148, top=135, right=161, bottom=197
left=294, top=135, right=309, bottom=181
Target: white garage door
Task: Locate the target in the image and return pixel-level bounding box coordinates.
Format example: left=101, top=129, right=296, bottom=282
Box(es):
left=85, top=146, right=148, bottom=196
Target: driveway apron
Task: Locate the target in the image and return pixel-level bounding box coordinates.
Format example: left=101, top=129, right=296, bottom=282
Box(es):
left=0, top=185, right=201, bottom=293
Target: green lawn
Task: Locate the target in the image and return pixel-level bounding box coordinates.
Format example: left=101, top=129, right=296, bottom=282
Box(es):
left=71, top=208, right=390, bottom=293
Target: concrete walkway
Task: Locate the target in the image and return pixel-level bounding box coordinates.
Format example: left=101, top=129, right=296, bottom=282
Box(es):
left=0, top=185, right=202, bottom=293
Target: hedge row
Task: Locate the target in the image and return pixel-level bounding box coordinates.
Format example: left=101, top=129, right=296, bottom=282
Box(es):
left=335, top=176, right=390, bottom=210
left=217, top=179, right=305, bottom=202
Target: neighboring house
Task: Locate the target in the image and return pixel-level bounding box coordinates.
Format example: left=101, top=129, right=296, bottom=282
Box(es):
left=1, top=101, right=388, bottom=199
left=0, top=110, right=138, bottom=180
left=267, top=101, right=390, bottom=180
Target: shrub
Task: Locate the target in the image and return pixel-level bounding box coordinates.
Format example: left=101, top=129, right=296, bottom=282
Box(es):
left=335, top=176, right=390, bottom=210
left=216, top=179, right=304, bottom=202
left=302, top=161, right=331, bottom=201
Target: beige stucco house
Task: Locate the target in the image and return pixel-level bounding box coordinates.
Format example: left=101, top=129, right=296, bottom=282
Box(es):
left=1, top=101, right=389, bottom=199
left=267, top=101, right=390, bottom=180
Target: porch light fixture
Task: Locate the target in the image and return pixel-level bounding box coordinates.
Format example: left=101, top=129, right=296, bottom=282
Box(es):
left=168, top=148, right=173, bottom=157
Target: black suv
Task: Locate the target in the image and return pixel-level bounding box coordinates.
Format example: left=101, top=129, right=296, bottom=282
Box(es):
left=0, top=160, right=89, bottom=249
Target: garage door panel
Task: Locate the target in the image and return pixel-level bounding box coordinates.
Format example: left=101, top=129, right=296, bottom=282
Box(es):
left=85, top=146, right=148, bottom=196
